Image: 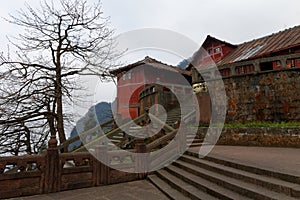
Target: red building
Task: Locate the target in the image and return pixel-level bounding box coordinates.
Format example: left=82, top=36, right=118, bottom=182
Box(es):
left=111, top=25, right=300, bottom=123
left=110, top=56, right=191, bottom=120
left=188, top=25, right=300, bottom=123
left=189, top=25, right=300, bottom=80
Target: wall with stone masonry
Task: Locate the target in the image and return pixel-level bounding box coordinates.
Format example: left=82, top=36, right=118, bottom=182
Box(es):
left=222, top=68, right=300, bottom=123
left=197, top=127, right=300, bottom=147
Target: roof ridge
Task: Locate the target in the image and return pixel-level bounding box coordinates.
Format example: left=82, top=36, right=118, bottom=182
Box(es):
left=110, top=56, right=187, bottom=75
left=143, top=56, right=178, bottom=68
left=204, top=35, right=237, bottom=47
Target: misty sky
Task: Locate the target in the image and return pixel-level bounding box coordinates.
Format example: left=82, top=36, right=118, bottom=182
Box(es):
left=1, top=1, right=300, bottom=56
left=0, top=0, right=300, bottom=118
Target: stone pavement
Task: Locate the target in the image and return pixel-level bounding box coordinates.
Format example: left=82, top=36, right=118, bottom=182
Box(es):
left=8, top=180, right=168, bottom=200
left=189, top=145, right=300, bottom=177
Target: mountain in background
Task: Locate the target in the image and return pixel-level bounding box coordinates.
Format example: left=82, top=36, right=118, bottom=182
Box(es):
left=68, top=101, right=114, bottom=151
left=177, top=57, right=192, bottom=69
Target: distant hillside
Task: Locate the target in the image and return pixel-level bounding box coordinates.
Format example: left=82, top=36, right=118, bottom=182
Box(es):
left=177, top=57, right=192, bottom=69
left=68, top=101, right=114, bottom=151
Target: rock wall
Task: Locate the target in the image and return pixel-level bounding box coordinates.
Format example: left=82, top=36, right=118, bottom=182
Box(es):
left=223, top=68, right=300, bottom=122
left=198, top=127, right=300, bottom=147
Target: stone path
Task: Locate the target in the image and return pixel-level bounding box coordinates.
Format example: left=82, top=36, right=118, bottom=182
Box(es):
left=8, top=180, right=168, bottom=200
left=189, top=145, right=300, bottom=177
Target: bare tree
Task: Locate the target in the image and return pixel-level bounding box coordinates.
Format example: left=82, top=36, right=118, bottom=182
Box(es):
left=0, top=0, right=118, bottom=155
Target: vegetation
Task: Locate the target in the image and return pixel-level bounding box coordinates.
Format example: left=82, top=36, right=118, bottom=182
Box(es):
left=223, top=121, right=300, bottom=128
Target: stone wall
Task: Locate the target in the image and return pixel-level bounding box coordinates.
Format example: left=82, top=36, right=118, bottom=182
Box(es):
left=223, top=68, right=300, bottom=123
left=198, top=127, right=300, bottom=147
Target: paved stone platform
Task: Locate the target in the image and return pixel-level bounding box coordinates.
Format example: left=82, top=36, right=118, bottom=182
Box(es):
left=189, top=145, right=300, bottom=177
left=8, top=180, right=168, bottom=200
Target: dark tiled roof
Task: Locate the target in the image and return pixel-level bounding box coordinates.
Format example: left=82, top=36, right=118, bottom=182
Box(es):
left=218, top=25, right=300, bottom=66
left=110, top=56, right=190, bottom=76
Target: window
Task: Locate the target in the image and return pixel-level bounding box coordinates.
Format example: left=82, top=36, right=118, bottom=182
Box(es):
left=235, top=66, right=243, bottom=74
left=286, top=59, right=294, bottom=68
left=208, top=48, right=213, bottom=55
left=122, top=72, right=132, bottom=80
left=235, top=65, right=255, bottom=75
left=151, top=87, right=155, bottom=93
left=244, top=65, right=255, bottom=73
left=273, top=60, right=282, bottom=70
left=276, top=61, right=281, bottom=67
left=260, top=62, right=273, bottom=71
left=220, top=68, right=231, bottom=77
left=214, top=47, right=221, bottom=53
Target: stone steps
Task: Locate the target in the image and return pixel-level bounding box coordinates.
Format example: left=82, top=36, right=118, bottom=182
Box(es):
left=149, top=170, right=219, bottom=200
left=188, top=142, right=203, bottom=148
left=187, top=138, right=203, bottom=148
left=165, top=109, right=181, bottom=127
left=148, top=174, right=191, bottom=200
left=174, top=158, right=299, bottom=199
left=186, top=150, right=300, bottom=185
left=163, top=106, right=194, bottom=128
left=179, top=154, right=300, bottom=197
left=148, top=149, right=300, bottom=199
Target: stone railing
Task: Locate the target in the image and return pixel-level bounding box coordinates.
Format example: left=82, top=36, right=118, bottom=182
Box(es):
left=0, top=110, right=198, bottom=199
left=0, top=136, right=141, bottom=199
left=58, top=119, right=114, bottom=152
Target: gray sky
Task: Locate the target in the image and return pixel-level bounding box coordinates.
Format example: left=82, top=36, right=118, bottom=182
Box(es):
left=1, top=1, right=300, bottom=52
left=1, top=0, right=300, bottom=104
left=101, top=0, right=300, bottom=44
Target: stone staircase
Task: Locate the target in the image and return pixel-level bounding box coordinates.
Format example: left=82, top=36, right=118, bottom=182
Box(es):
left=148, top=150, right=300, bottom=200
left=165, top=108, right=181, bottom=127
left=163, top=105, right=194, bottom=127
left=186, top=134, right=203, bottom=148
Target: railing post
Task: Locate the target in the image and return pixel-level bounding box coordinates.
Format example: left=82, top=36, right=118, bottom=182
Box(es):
left=135, top=138, right=148, bottom=179
left=94, top=145, right=109, bottom=185
left=44, top=135, right=60, bottom=193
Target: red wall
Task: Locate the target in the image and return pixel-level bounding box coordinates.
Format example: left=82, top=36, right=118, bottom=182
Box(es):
left=116, top=68, right=145, bottom=119
left=116, top=65, right=191, bottom=120
left=203, top=40, right=235, bottom=63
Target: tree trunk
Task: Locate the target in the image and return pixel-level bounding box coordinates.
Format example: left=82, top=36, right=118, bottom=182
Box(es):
left=55, top=46, right=66, bottom=144
left=56, top=92, right=66, bottom=144
left=55, top=36, right=66, bottom=145
left=55, top=69, right=66, bottom=144
left=24, top=124, right=32, bottom=155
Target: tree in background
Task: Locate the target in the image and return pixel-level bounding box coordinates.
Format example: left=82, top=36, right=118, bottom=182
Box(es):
left=0, top=0, right=119, bottom=155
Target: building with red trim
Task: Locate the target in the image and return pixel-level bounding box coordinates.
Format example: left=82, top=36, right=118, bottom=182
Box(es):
left=189, top=25, right=300, bottom=81
left=111, top=25, right=300, bottom=123
left=110, top=56, right=191, bottom=120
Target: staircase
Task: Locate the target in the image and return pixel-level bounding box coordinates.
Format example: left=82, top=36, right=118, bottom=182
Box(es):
left=186, top=134, right=203, bottom=148
left=148, top=150, right=300, bottom=200
left=165, top=108, right=181, bottom=127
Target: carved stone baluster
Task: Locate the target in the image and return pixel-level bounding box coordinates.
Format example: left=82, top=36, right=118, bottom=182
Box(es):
left=94, top=145, right=109, bottom=185
left=135, top=138, right=147, bottom=179
left=44, top=135, right=60, bottom=193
